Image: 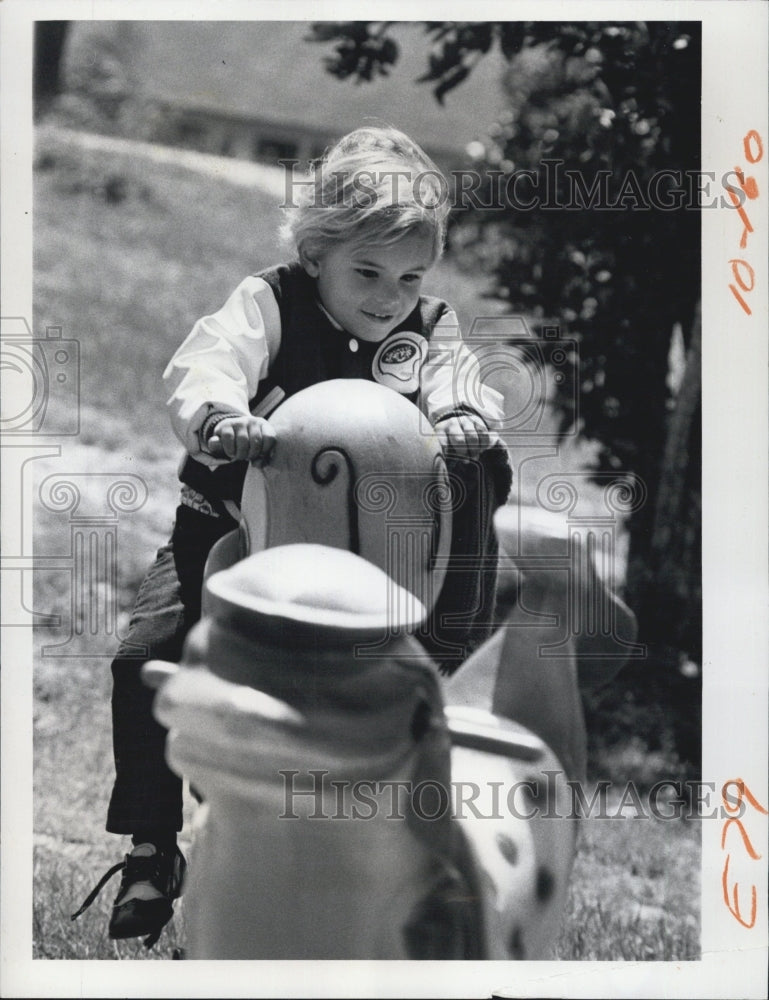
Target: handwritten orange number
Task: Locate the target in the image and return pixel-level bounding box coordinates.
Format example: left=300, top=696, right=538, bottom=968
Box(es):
left=720, top=779, right=768, bottom=929
left=722, top=778, right=769, bottom=816
left=744, top=130, right=764, bottom=164
left=721, top=854, right=758, bottom=929
left=727, top=131, right=763, bottom=315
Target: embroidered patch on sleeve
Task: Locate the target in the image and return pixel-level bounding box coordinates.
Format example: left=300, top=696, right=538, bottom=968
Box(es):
left=371, top=331, right=428, bottom=394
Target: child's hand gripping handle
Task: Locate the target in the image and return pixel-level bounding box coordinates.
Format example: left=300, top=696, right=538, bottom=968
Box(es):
left=205, top=386, right=285, bottom=463
left=435, top=412, right=498, bottom=460
left=207, top=415, right=277, bottom=464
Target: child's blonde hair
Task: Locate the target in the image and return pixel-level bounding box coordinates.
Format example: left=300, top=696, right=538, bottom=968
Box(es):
left=282, top=126, right=450, bottom=265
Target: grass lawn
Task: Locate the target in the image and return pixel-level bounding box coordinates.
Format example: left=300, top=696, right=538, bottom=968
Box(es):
left=30, top=123, right=700, bottom=962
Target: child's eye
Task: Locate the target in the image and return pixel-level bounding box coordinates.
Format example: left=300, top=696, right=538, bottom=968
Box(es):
left=355, top=268, right=378, bottom=279
left=401, top=274, right=422, bottom=284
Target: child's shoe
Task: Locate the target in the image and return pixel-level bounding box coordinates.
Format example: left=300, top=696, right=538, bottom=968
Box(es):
left=72, top=843, right=186, bottom=949
left=109, top=843, right=186, bottom=943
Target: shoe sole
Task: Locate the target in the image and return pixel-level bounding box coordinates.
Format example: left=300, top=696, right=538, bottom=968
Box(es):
left=109, top=898, right=174, bottom=940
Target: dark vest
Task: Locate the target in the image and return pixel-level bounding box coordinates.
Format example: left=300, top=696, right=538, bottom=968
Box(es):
left=179, top=262, right=450, bottom=504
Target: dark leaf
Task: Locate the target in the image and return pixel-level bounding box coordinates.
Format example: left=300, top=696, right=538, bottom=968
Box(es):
left=433, top=64, right=470, bottom=103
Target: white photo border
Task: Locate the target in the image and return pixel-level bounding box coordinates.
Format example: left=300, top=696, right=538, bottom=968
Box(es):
left=2, top=1, right=767, bottom=997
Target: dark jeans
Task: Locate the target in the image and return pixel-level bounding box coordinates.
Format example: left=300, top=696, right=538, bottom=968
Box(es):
left=106, top=504, right=237, bottom=833
left=419, top=448, right=512, bottom=672
left=106, top=449, right=511, bottom=836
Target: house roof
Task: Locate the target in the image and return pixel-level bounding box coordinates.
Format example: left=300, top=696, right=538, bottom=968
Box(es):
left=65, top=21, right=510, bottom=164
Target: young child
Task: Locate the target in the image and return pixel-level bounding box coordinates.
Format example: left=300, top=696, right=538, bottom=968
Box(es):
left=74, top=126, right=511, bottom=946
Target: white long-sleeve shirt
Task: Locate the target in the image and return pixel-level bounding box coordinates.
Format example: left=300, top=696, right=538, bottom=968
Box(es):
left=164, top=263, right=505, bottom=482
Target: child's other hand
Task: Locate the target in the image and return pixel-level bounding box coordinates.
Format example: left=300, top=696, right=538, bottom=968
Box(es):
left=207, top=416, right=276, bottom=463
left=435, top=413, right=493, bottom=460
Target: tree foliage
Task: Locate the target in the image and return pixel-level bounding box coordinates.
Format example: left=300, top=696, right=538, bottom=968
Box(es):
left=309, top=21, right=702, bottom=670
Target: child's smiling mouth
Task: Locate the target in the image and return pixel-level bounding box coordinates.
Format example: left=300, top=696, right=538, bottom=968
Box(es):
left=362, top=310, right=395, bottom=323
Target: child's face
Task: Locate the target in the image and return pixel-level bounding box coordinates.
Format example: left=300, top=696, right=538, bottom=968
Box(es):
left=304, top=229, right=436, bottom=342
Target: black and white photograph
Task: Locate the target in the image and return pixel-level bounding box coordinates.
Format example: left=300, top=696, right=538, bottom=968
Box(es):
left=1, top=3, right=767, bottom=998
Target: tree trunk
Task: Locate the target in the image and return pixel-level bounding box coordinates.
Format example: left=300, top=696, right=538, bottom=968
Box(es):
left=650, top=303, right=702, bottom=658
left=650, top=302, right=701, bottom=563
left=625, top=303, right=702, bottom=660
left=34, top=21, right=70, bottom=115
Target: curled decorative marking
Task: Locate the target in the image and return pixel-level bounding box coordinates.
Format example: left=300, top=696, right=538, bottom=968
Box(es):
left=39, top=473, right=149, bottom=517
left=422, top=477, right=454, bottom=517
left=311, top=447, right=358, bottom=553
left=536, top=476, right=580, bottom=515
left=604, top=475, right=647, bottom=515
left=107, top=477, right=148, bottom=514
left=311, top=447, right=343, bottom=486
left=354, top=474, right=399, bottom=514
left=39, top=476, right=81, bottom=514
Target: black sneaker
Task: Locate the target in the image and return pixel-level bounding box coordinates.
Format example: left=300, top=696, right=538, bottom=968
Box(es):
left=72, top=843, right=186, bottom=949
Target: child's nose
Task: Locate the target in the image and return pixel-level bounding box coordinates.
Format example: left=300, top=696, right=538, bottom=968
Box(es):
left=375, top=281, right=402, bottom=310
